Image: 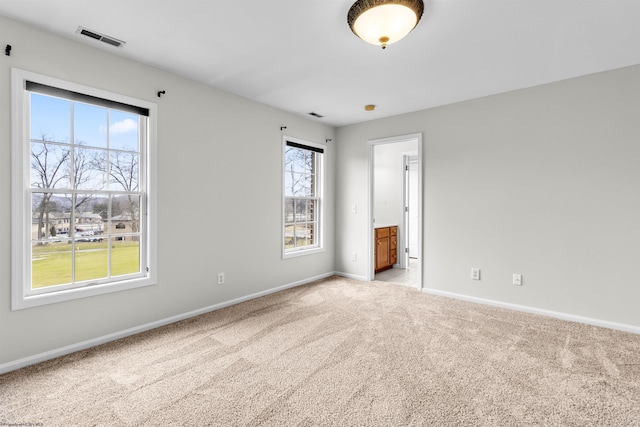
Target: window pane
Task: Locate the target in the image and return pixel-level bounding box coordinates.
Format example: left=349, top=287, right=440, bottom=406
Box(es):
left=284, top=224, right=295, bottom=249
left=30, top=93, right=70, bottom=143
left=74, top=146, right=107, bottom=190
left=74, top=239, right=108, bottom=283
left=110, top=195, right=141, bottom=234
left=109, top=151, right=139, bottom=191
left=73, top=193, right=102, bottom=231
left=285, top=147, right=316, bottom=197
left=285, top=147, right=315, bottom=174
left=284, top=198, right=295, bottom=223
left=111, top=238, right=140, bottom=276
left=286, top=172, right=312, bottom=197
left=74, top=102, right=107, bottom=148
left=91, top=195, right=110, bottom=222
left=109, top=110, right=139, bottom=152
left=297, top=174, right=310, bottom=197
left=284, top=146, right=298, bottom=172
left=30, top=142, right=71, bottom=190
left=111, top=218, right=132, bottom=235
left=290, top=149, right=306, bottom=173
left=294, top=223, right=314, bottom=247
left=31, top=191, right=73, bottom=288
left=32, top=240, right=72, bottom=289
left=295, top=199, right=315, bottom=222
left=284, top=172, right=293, bottom=197
left=32, top=192, right=69, bottom=241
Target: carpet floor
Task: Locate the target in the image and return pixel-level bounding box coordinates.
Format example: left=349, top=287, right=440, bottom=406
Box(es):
left=1, top=276, right=639, bottom=426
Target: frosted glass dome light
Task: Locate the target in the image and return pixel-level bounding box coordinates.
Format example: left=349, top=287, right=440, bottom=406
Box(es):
left=348, top=0, right=424, bottom=49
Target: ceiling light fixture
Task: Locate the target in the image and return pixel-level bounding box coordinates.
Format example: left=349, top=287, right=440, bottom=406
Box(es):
left=347, top=0, right=424, bottom=49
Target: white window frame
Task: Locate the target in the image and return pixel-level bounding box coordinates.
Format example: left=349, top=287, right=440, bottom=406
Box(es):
left=11, top=68, right=157, bottom=310
left=282, top=136, right=325, bottom=259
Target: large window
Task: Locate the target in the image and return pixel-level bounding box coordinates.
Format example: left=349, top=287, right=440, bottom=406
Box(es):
left=283, top=137, right=324, bottom=258
left=11, top=69, right=156, bottom=309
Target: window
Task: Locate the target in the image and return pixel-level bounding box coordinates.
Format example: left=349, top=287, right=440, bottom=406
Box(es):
left=283, top=137, right=324, bottom=258
left=11, top=68, right=157, bottom=309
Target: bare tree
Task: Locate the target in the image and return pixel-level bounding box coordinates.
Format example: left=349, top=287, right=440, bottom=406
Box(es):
left=31, top=136, right=69, bottom=240
left=284, top=147, right=311, bottom=196
left=71, top=145, right=101, bottom=212
left=93, top=151, right=140, bottom=238
left=31, top=137, right=103, bottom=241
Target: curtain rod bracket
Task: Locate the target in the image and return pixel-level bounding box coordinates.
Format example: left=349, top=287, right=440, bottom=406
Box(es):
left=157, top=90, right=165, bottom=98
left=5, top=45, right=11, bottom=56
left=280, top=126, right=287, bottom=131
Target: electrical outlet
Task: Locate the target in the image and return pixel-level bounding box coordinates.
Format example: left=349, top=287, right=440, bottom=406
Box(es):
left=513, top=274, right=523, bottom=286
left=217, top=272, right=225, bottom=285
left=471, top=268, right=481, bottom=280
left=351, top=252, right=357, bottom=261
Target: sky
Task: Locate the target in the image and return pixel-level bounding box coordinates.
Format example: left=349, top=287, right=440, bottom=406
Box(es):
left=30, top=93, right=139, bottom=152
left=30, top=93, right=141, bottom=192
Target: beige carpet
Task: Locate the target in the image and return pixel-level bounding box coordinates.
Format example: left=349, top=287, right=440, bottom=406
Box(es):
left=1, top=276, right=639, bottom=426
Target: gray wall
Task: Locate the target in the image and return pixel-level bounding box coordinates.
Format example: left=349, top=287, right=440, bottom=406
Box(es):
left=0, top=16, right=335, bottom=366
left=2, top=13, right=639, bottom=370
left=336, top=65, right=640, bottom=328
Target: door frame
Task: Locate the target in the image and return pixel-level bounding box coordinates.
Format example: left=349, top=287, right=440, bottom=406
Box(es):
left=367, top=133, right=423, bottom=290
left=404, top=154, right=419, bottom=264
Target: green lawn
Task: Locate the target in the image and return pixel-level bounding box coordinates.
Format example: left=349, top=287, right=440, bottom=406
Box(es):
left=32, top=241, right=140, bottom=288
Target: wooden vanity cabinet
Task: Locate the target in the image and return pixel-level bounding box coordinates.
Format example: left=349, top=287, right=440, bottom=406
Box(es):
left=375, top=225, right=397, bottom=273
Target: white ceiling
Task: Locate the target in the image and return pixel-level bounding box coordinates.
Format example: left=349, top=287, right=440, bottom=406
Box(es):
left=1, top=0, right=640, bottom=127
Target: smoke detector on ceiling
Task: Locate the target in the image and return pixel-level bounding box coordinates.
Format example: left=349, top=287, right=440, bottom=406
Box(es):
left=76, top=26, right=125, bottom=48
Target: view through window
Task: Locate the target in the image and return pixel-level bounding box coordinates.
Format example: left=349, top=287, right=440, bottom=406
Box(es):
left=283, top=139, right=323, bottom=255
left=12, top=69, right=156, bottom=309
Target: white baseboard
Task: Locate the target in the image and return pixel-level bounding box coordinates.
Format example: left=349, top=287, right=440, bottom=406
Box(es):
left=334, top=271, right=368, bottom=281
left=0, top=272, right=335, bottom=375
left=421, top=287, right=640, bottom=335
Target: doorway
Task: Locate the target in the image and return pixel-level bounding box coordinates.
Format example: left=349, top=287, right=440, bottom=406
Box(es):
left=368, top=133, right=423, bottom=290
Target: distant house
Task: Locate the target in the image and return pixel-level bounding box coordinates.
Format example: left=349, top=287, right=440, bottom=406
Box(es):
left=31, top=212, right=104, bottom=241
left=75, top=213, right=104, bottom=233
left=108, top=214, right=135, bottom=241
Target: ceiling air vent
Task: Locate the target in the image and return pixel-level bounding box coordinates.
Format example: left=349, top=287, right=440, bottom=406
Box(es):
left=308, top=112, right=324, bottom=118
left=76, top=26, right=125, bottom=48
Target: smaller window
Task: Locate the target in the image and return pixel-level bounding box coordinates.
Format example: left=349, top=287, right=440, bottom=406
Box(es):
left=282, top=137, right=324, bottom=258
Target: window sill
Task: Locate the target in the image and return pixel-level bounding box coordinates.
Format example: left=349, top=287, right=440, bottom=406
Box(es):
left=282, top=246, right=325, bottom=260
left=12, top=277, right=156, bottom=310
